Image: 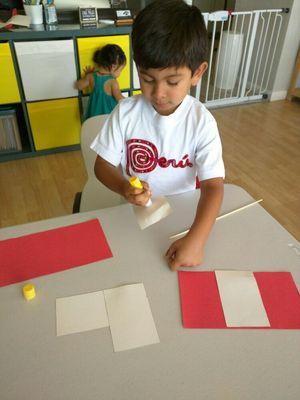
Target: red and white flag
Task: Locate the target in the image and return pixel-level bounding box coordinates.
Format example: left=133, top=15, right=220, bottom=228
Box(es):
left=178, top=271, right=300, bottom=329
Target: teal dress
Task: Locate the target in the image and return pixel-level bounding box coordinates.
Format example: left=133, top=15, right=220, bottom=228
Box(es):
left=84, top=73, right=118, bottom=120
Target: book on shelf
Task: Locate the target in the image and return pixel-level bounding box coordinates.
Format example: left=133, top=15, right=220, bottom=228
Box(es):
left=115, top=18, right=133, bottom=25
left=0, top=112, right=22, bottom=152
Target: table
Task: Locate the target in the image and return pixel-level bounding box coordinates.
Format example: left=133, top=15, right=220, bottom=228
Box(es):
left=0, top=184, right=299, bottom=400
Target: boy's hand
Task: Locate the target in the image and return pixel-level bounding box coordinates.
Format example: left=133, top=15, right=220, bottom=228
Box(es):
left=165, top=234, right=204, bottom=271
left=165, top=178, right=224, bottom=271
left=122, top=180, right=152, bottom=206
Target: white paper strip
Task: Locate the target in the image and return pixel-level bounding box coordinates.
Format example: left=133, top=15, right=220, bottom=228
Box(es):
left=133, top=197, right=172, bottom=230
left=104, top=284, right=160, bottom=352
left=56, top=291, right=109, bottom=336
left=215, top=270, right=270, bottom=327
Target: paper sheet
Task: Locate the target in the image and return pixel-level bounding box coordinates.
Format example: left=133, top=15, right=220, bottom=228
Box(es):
left=0, top=219, right=112, bottom=287
left=178, top=271, right=226, bottom=328
left=178, top=271, right=300, bottom=329
left=133, top=197, right=172, bottom=229
left=215, top=270, right=270, bottom=327
left=104, top=284, right=160, bottom=352
left=56, top=291, right=109, bottom=336
left=254, top=272, right=300, bottom=328
left=0, top=15, right=30, bottom=28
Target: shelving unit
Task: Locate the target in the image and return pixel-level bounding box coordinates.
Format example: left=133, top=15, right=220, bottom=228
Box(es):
left=0, top=24, right=139, bottom=163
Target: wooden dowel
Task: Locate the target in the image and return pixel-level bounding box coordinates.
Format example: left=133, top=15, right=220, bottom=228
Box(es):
left=169, top=199, right=263, bottom=239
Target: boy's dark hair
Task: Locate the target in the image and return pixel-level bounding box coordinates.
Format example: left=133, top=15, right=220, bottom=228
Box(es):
left=132, top=0, right=208, bottom=74
left=93, top=44, right=126, bottom=69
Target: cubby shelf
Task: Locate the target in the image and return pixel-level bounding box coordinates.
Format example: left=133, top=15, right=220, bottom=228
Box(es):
left=0, top=24, right=140, bottom=163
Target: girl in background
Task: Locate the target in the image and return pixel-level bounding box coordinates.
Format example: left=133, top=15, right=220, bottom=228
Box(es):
left=76, top=44, right=126, bottom=119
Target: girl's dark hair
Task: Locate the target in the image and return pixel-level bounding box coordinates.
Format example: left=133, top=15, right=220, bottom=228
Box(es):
left=132, top=0, right=208, bottom=74
left=93, top=44, right=126, bottom=69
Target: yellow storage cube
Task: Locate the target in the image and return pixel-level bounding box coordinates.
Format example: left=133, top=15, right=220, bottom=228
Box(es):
left=27, top=98, right=81, bottom=151
left=77, top=36, right=130, bottom=91
left=0, top=43, right=21, bottom=104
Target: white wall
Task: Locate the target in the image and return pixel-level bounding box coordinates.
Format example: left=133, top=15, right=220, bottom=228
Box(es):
left=271, top=0, right=300, bottom=100
left=54, top=0, right=110, bottom=9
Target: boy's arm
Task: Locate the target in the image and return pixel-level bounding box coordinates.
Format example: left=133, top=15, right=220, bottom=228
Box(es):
left=94, top=155, right=151, bottom=206
left=110, top=79, right=125, bottom=101
left=166, top=177, right=224, bottom=270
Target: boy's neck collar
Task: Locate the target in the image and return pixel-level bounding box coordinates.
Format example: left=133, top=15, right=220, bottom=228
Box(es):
left=149, top=95, right=190, bottom=117
left=142, top=95, right=192, bottom=127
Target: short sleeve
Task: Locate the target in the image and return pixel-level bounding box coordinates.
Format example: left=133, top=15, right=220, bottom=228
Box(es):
left=195, top=118, right=225, bottom=181
left=90, top=104, right=123, bottom=166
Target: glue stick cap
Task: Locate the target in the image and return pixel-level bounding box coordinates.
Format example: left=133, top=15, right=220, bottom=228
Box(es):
left=23, top=284, right=36, bottom=301
left=129, top=176, right=143, bottom=189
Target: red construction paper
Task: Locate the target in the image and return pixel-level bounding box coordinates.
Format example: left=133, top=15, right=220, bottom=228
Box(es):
left=178, top=271, right=300, bottom=329
left=254, top=272, right=300, bottom=329
left=0, top=219, right=112, bottom=287
left=178, top=271, right=226, bottom=328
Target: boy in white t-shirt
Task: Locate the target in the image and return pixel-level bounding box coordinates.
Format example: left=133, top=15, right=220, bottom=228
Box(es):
left=91, top=0, right=225, bottom=270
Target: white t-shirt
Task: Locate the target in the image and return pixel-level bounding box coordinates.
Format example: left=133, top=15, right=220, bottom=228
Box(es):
left=91, top=94, right=225, bottom=197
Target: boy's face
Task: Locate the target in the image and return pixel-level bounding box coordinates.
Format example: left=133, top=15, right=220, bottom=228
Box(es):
left=138, top=63, right=207, bottom=116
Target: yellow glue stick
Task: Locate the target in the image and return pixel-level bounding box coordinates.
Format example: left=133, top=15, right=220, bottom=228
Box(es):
left=23, top=284, right=36, bottom=301
left=129, top=176, right=152, bottom=207
left=129, top=176, right=143, bottom=190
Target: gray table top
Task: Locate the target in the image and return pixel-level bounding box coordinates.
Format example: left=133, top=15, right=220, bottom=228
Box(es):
left=0, top=184, right=299, bottom=400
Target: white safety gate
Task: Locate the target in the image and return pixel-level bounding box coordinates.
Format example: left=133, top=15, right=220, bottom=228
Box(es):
left=194, top=8, right=289, bottom=107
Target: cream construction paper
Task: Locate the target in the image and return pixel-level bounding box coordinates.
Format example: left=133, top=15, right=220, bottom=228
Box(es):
left=0, top=15, right=30, bottom=28
left=56, top=291, right=109, bottom=336
left=215, top=270, right=270, bottom=327
left=133, top=197, right=172, bottom=230
left=104, top=283, right=160, bottom=352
